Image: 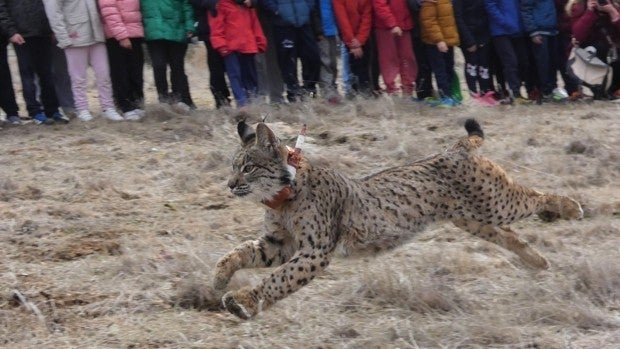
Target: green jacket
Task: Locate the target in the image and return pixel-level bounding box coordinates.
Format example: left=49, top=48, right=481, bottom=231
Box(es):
left=141, top=0, right=194, bottom=43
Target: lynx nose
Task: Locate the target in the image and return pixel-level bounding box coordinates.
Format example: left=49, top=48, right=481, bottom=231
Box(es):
left=228, top=177, right=238, bottom=190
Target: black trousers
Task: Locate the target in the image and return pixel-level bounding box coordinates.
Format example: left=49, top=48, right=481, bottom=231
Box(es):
left=205, top=37, right=231, bottom=108
left=13, top=36, right=59, bottom=116
left=0, top=38, right=19, bottom=116
left=146, top=40, right=194, bottom=106
left=106, top=38, right=145, bottom=112
left=272, top=24, right=320, bottom=102
left=348, top=42, right=372, bottom=96
left=411, top=31, right=433, bottom=99
left=492, top=35, right=530, bottom=97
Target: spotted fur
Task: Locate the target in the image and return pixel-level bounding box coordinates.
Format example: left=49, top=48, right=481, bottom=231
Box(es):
left=216, top=119, right=583, bottom=319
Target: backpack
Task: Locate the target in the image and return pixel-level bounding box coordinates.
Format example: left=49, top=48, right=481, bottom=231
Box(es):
left=566, top=46, right=613, bottom=98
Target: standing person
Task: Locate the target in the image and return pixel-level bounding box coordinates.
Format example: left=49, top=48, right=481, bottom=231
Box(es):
left=50, top=43, right=76, bottom=118
left=409, top=0, right=434, bottom=101
left=98, top=0, right=146, bottom=120
left=141, top=0, right=196, bottom=111
left=316, top=0, right=341, bottom=103
left=208, top=0, right=266, bottom=107
left=420, top=0, right=460, bottom=107
left=555, top=0, right=580, bottom=100
left=261, top=0, right=322, bottom=103
left=568, top=0, right=620, bottom=100
left=0, top=35, right=21, bottom=124
left=0, top=0, right=67, bottom=125
left=190, top=0, right=232, bottom=109
left=485, top=0, right=532, bottom=104
left=332, top=0, right=373, bottom=97
left=44, top=0, right=124, bottom=121
left=372, top=0, right=418, bottom=97
left=453, top=0, right=498, bottom=106
left=521, top=0, right=568, bottom=102
left=255, top=8, right=285, bottom=104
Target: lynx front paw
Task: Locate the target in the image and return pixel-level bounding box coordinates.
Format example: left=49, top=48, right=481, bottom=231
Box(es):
left=222, top=287, right=260, bottom=320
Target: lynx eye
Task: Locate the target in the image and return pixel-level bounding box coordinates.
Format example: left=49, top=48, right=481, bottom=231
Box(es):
left=242, top=165, right=256, bottom=173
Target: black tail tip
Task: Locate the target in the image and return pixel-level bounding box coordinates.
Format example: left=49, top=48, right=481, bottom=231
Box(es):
left=464, top=119, right=484, bottom=138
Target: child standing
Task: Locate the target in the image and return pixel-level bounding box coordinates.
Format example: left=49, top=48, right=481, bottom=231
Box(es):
left=98, top=0, right=146, bottom=120
left=332, top=0, right=373, bottom=97
left=316, top=0, right=341, bottom=103
left=44, top=0, right=123, bottom=121
left=420, top=0, right=461, bottom=107
left=453, top=0, right=498, bottom=106
left=209, top=0, right=266, bottom=107
left=0, top=36, right=21, bottom=124
left=372, top=0, right=418, bottom=96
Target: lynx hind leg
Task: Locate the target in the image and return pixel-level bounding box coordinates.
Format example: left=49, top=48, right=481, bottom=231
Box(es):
left=453, top=219, right=550, bottom=269
left=538, top=193, right=584, bottom=222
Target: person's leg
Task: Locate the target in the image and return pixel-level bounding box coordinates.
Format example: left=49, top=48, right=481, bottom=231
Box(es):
left=50, top=42, right=75, bottom=114
left=340, top=43, right=352, bottom=96
left=476, top=44, right=493, bottom=93
left=298, top=24, right=321, bottom=96
left=396, top=30, right=417, bottom=96
left=64, top=46, right=91, bottom=112
left=375, top=28, right=399, bottom=94
left=27, top=37, right=60, bottom=117
left=426, top=44, right=451, bottom=97
left=147, top=40, right=170, bottom=103
left=224, top=52, right=248, bottom=107
left=127, top=38, right=145, bottom=109
left=318, top=36, right=339, bottom=100
left=13, top=42, right=42, bottom=116
left=205, top=37, right=231, bottom=107
left=272, top=25, right=300, bottom=102
left=168, top=41, right=193, bottom=107
left=531, top=35, right=553, bottom=95
left=368, top=30, right=381, bottom=93
left=512, top=36, right=532, bottom=96
left=411, top=33, right=433, bottom=99
left=106, top=38, right=133, bottom=112
left=256, top=13, right=284, bottom=104
left=557, top=32, right=578, bottom=94
left=0, top=39, right=19, bottom=117
left=492, top=36, right=522, bottom=97
left=462, top=48, right=479, bottom=94
left=88, top=43, right=115, bottom=111
left=240, top=53, right=258, bottom=101
left=348, top=42, right=371, bottom=96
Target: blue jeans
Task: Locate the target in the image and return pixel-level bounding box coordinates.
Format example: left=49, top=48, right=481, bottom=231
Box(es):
left=224, top=52, right=258, bottom=107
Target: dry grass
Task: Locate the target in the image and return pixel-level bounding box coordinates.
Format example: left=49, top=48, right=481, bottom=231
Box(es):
left=1, top=46, right=619, bottom=348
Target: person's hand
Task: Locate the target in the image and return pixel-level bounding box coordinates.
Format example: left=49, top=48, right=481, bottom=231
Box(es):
left=350, top=47, right=363, bottom=58
left=186, top=31, right=193, bottom=38
left=119, top=38, right=132, bottom=49
left=467, top=45, right=477, bottom=53
left=9, top=33, right=25, bottom=45
left=587, top=0, right=598, bottom=11
left=437, top=41, right=448, bottom=53
left=244, top=0, right=251, bottom=7
left=350, top=38, right=361, bottom=48
left=531, top=35, right=543, bottom=45
left=391, top=26, right=402, bottom=36
left=597, top=1, right=620, bottom=18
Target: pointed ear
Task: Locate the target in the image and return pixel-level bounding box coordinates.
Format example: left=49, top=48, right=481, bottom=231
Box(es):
left=237, top=121, right=256, bottom=146
left=255, top=123, right=279, bottom=150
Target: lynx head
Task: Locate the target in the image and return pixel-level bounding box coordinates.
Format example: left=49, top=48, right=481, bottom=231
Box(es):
left=227, top=122, right=293, bottom=203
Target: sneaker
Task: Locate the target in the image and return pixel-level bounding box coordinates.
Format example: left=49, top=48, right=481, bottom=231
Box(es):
left=514, top=96, right=533, bottom=105
left=33, top=112, right=54, bottom=125
left=552, top=87, right=569, bottom=101
left=568, top=91, right=584, bottom=102
left=123, top=109, right=142, bottom=121
left=134, top=108, right=146, bottom=117
left=7, top=115, right=22, bottom=125
left=481, top=91, right=500, bottom=106
left=102, top=108, right=124, bottom=121
left=432, top=96, right=457, bottom=108
left=51, top=111, right=70, bottom=124
left=174, top=102, right=191, bottom=114
left=77, top=110, right=94, bottom=121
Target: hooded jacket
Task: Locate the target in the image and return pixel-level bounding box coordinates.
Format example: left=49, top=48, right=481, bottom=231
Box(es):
left=453, top=0, right=491, bottom=48
left=141, top=0, right=195, bottom=43
left=98, top=0, right=144, bottom=41
left=0, top=0, right=53, bottom=38
left=43, top=0, right=106, bottom=48
left=484, top=0, right=525, bottom=37
left=332, top=0, right=372, bottom=48
left=372, top=0, right=413, bottom=30
left=208, top=0, right=267, bottom=55
left=420, top=0, right=460, bottom=46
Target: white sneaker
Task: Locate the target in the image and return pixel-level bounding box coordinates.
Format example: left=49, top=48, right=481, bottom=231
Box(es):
left=173, top=102, right=191, bottom=114
left=123, top=109, right=142, bottom=121
left=77, top=110, right=93, bottom=121
left=134, top=108, right=146, bottom=117
left=102, top=108, right=124, bottom=121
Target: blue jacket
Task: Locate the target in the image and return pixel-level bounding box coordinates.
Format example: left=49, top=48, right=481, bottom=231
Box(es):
left=261, top=0, right=315, bottom=27
left=316, top=0, right=337, bottom=36
left=453, top=0, right=490, bottom=48
left=484, top=0, right=524, bottom=37
left=520, top=0, right=558, bottom=36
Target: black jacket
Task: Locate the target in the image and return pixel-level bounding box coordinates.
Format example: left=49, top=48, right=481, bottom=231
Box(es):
left=190, top=0, right=219, bottom=41
left=0, top=0, right=52, bottom=39
left=452, top=0, right=491, bottom=48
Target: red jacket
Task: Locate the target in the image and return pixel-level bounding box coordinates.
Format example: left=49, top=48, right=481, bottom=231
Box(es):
left=332, top=0, right=373, bottom=48
left=208, top=0, right=267, bottom=55
left=570, top=3, right=620, bottom=48
left=372, top=0, right=413, bottom=30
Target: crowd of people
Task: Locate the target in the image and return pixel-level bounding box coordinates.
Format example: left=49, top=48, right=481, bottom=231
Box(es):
left=1, top=0, right=619, bottom=125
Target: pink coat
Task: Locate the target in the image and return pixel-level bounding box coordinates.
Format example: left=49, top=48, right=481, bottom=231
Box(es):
left=98, top=0, right=144, bottom=40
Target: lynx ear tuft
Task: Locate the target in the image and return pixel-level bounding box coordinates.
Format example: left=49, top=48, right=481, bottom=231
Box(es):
left=238, top=121, right=256, bottom=146
left=256, top=123, right=279, bottom=149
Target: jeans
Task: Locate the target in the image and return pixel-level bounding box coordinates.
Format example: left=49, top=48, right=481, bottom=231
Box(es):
left=530, top=34, right=558, bottom=95
left=426, top=45, right=455, bottom=97
left=224, top=52, right=258, bottom=107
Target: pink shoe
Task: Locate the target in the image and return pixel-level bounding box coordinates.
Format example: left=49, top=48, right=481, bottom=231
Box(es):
left=470, top=92, right=487, bottom=106
left=481, top=91, right=500, bottom=106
